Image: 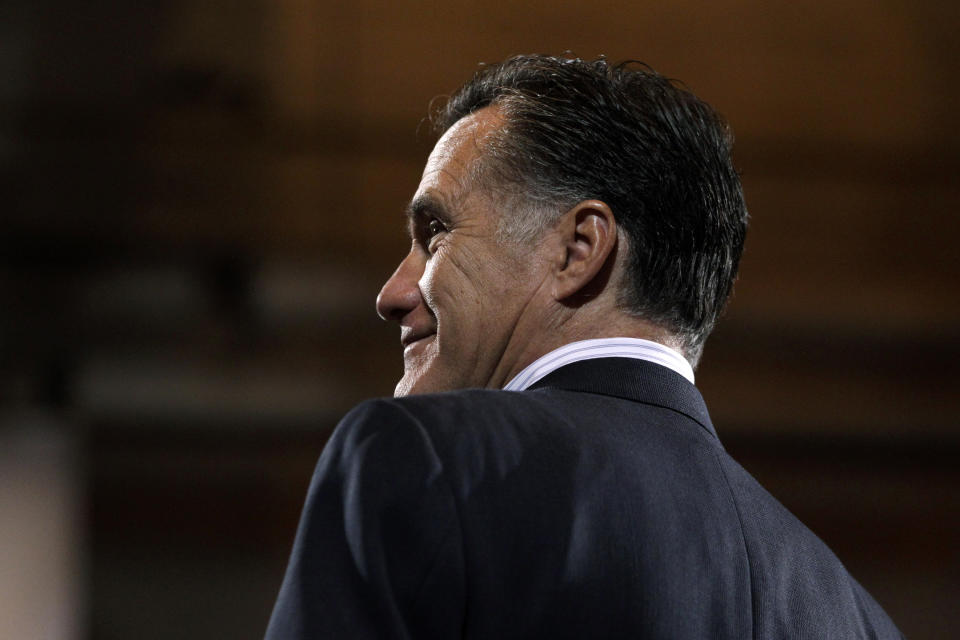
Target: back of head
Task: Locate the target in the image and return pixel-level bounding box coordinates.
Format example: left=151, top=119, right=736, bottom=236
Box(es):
left=434, top=54, right=748, bottom=366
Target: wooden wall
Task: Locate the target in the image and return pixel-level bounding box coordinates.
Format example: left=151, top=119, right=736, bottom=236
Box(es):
left=2, top=1, right=958, bottom=638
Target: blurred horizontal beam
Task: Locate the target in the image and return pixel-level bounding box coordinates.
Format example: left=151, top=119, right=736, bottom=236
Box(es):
left=9, top=98, right=960, bottom=184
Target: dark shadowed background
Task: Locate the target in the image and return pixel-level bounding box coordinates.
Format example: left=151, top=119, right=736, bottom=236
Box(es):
left=2, top=1, right=958, bottom=638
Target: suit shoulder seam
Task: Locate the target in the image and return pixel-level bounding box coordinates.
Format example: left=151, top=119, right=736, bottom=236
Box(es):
left=388, top=401, right=468, bottom=617
left=712, top=450, right=757, bottom=639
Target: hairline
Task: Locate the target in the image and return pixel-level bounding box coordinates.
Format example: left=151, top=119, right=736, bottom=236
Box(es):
left=459, top=105, right=572, bottom=246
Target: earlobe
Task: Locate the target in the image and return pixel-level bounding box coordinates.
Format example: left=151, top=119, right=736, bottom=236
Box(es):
left=551, top=200, right=618, bottom=302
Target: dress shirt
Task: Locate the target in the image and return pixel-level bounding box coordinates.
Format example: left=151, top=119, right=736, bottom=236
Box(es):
left=503, top=337, right=695, bottom=391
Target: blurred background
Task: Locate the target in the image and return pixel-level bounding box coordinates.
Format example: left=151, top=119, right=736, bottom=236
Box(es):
left=2, top=0, right=958, bottom=638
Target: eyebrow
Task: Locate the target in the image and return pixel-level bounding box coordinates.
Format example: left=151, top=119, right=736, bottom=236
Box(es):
left=405, top=193, right=451, bottom=233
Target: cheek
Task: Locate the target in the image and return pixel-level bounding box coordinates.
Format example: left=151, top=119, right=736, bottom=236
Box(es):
left=419, top=252, right=481, bottom=312
left=417, top=260, right=440, bottom=310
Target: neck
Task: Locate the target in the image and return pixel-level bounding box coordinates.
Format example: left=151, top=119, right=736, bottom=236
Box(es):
left=488, top=305, right=680, bottom=390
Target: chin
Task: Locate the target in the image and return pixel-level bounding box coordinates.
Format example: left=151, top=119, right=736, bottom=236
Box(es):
left=393, top=377, right=417, bottom=397
left=394, top=365, right=460, bottom=397
left=394, top=371, right=433, bottom=397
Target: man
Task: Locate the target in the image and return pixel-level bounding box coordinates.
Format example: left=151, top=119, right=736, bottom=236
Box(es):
left=266, top=55, right=902, bottom=638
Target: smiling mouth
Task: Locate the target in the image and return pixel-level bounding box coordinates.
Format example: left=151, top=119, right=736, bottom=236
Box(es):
left=402, top=333, right=436, bottom=355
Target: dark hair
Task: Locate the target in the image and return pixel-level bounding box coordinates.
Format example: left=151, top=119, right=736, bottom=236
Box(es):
left=433, top=54, right=748, bottom=366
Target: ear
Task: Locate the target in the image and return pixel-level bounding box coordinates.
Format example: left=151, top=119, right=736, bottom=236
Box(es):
left=551, top=199, right=618, bottom=301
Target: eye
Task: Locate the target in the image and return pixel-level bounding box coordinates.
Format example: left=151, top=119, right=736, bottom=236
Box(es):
left=427, top=218, right=446, bottom=238
left=424, top=218, right=448, bottom=253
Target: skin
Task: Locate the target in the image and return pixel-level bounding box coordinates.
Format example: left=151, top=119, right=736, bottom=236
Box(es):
left=376, top=106, right=678, bottom=396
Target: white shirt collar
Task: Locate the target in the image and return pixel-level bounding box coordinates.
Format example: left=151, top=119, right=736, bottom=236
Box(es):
left=502, top=337, right=694, bottom=391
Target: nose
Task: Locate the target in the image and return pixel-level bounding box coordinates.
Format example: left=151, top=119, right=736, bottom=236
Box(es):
left=376, top=250, right=424, bottom=322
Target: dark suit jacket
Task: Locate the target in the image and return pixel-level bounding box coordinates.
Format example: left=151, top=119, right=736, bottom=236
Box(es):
left=265, top=358, right=902, bottom=638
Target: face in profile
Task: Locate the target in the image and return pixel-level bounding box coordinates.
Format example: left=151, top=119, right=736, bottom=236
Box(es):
left=375, top=108, right=551, bottom=396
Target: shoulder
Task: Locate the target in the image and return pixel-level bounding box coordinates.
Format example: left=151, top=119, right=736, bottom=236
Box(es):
left=328, top=388, right=598, bottom=490
left=331, top=388, right=564, bottom=456
left=331, top=386, right=713, bottom=495
left=334, top=384, right=716, bottom=460
left=336, top=388, right=566, bottom=440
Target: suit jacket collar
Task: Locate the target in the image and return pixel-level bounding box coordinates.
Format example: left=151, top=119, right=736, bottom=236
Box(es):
left=528, top=357, right=719, bottom=440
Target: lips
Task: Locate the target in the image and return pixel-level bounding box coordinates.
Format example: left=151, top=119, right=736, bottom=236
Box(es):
left=401, top=329, right=436, bottom=351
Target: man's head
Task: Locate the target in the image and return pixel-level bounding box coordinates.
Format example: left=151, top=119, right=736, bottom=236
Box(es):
left=377, top=54, right=747, bottom=396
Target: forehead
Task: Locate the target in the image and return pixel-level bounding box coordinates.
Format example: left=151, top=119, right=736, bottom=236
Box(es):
left=413, top=107, right=501, bottom=209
